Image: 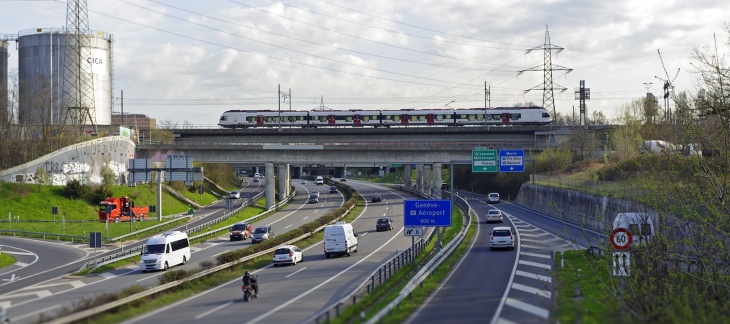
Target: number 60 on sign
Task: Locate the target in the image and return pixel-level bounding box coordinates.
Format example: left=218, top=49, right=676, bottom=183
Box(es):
left=610, top=227, right=633, bottom=250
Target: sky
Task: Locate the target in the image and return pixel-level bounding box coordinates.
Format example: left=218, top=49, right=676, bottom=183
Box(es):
left=1, top=0, right=729, bottom=127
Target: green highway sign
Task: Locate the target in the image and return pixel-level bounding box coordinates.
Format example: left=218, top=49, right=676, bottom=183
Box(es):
left=472, top=149, right=498, bottom=172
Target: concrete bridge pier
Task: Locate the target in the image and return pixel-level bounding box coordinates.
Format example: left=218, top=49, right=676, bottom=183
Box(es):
left=433, top=163, right=442, bottom=198
left=278, top=164, right=289, bottom=201
left=415, top=164, right=423, bottom=192
left=265, top=162, right=275, bottom=209
left=423, top=164, right=432, bottom=196
left=404, top=164, right=412, bottom=188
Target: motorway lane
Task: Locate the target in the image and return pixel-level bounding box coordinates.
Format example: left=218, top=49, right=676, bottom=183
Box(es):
left=0, top=181, right=262, bottom=296
left=121, top=180, right=421, bottom=324
left=406, top=190, right=604, bottom=324
left=0, top=185, right=276, bottom=322
left=0, top=237, right=88, bottom=300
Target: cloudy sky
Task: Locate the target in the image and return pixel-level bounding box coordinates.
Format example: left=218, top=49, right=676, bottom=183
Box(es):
left=1, top=0, right=728, bottom=126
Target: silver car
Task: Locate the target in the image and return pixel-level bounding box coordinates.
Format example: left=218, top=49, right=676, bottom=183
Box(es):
left=486, top=209, right=503, bottom=223
left=490, top=226, right=515, bottom=250
left=251, top=226, right=274, bottom=244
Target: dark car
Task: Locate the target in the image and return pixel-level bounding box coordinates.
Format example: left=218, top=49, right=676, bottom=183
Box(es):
left=229, top=222, right=252, bottom=241
left=340, top=178, right=347, bottom=182
left=371, top=194, right=382, bottom=203
left=329, top=186, right=338, bottom=194
left=308, top=192, right=320, bottom=203
left=376, top=218, right=394, bottom=231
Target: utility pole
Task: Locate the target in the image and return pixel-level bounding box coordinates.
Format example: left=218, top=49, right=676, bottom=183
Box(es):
left=120, top=90, right=124, bottom=126
left=278, top=84, right=290, bottom=130
left=484, top=82, right=490, bottom=126
left=574, top=80, right=590, bottom=127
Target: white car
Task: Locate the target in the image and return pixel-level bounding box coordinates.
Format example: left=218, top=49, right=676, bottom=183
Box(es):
left=301, top=180, right=308, bottom=184
left=490, top=226, right=515, bottom=250
left=273, top=245, right=303, bottom=266
left=229, top=190, right=240, bottom=199
left=486, top=209, right=503, bottom=223
left=488, top=193, right=500, bottom=204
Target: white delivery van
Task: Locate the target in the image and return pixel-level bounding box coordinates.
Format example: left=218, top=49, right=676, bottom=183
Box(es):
left=613, top=213, right=656, bottom=244
left=323, top=221, right=358, bottom=258
left=315, top=176, right=324, bottom=185
left=140, top=231, right=191, bottom=272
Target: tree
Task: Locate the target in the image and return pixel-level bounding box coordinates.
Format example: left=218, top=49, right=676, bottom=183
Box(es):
left=34, top=166, right=48, bottom=191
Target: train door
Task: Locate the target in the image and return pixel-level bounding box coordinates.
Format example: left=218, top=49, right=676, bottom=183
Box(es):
left=501, top=113, right=511, bottom=124
left=353, top=114, right=362, bottom=126
left=400, top=114, right=409, bottom=125
left=327, top=114, right=336, bottom=126
left=256, top=115, right=265, bottom=126
left=426, top=114, right=435, bottom=125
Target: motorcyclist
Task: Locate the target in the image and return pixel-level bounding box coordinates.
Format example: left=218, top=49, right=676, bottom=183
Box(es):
left=242, top=271, right=258, bottom=296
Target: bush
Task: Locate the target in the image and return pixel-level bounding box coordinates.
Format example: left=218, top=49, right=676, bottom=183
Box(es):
left=63, top=179, right=89, bottom=199
left=90, top=185, right=113, bottom=204
left=158, top=269, right=189, bottom=285
left=198, top=260, right=215, bottom=271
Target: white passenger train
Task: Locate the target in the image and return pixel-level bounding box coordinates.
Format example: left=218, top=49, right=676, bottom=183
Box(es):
left=218, top=107, right=552, bottom=128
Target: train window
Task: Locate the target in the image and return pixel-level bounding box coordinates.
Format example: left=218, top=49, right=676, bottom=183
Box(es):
left=489, top=114, right=500, bottom=120
left=318, top=116, right=327, bottom=122
left=220, top=116, right=227, bottom=121
left=542, top=113, right=551, bottom=118
left=436, top=115, right=443, bottom=121
left=363, top=116, right=370, bottom=121
left=511, top=114, right=521, bottom=120
left=476, top=115, right=484, bottom=120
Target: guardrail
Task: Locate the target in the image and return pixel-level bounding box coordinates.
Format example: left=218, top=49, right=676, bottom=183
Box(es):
left=0, top=230, right=86, bottom=242
left=81, top=192, right=267, bottom=271
left=303, top=184, right=440, bottom=323
left=48, top=186, right=357, bottom=324
left=365, top=192, right=474, bottom=324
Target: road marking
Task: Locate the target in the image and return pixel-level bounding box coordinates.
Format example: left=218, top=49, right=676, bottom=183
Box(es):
left=520, top=238, right=548, bottom=243
left=504, top=297, right=549, bottom=319
left=1, top=274, right=19, bottom=282
left=194, top=301, right=233, bottom=320
left=14, top=262, right=29, bottom=267
left=512, top=282, right=551, bottom=298
left=496, top=317, right=520, bottom=324
left=520, top=243, right=547, bottom=249
left=99, top=272, right=117, bottom=279
left=303, top=216, right=308, bottom=220
left=0, top=289, right=52, bottom=299
left=9, top=304, right=61, bottom=321
left=518, top=260, right=552, bottom=270
left=247, top=228, right=405, bottom=324
left=18, top=280, right=86, bottom=290
left=285, top=224, right=293, bottom=229
left=1, top=251, right=35, bottom=256
left=515, top=270, right=552, bottom=283
left=519, top=252, right=550, bottom=259
left=286, top=267, right=307, bottom=278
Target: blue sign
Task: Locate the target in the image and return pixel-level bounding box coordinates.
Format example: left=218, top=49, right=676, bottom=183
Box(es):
left=404, top=200, right=452, bottom=227
left=499, top=149, right=524, bottom=172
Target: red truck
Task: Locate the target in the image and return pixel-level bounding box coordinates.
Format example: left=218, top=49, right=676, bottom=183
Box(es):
left=99, top=196, right=149, bottom=222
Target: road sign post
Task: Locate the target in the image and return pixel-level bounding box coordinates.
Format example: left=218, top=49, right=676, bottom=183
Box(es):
left=611, top=227, right=632, bottom=278
left=404, top=226, right=424, bottom=236
left=472, top=149, right=498, bottom=172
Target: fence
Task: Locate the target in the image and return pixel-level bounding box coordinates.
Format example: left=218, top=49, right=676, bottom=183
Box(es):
left=365, top=190, right=474, bottom=323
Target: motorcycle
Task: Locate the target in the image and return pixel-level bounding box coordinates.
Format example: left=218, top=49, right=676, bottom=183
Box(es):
left=242, top=284, right=257, bottom=301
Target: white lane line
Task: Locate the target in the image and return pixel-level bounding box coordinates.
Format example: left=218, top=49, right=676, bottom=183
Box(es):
left=504, top=297, right=549, bottom=319
left=520, top=243, right=548, bottom=249
left=194, top=301, right=233, bottom=320
left=14, top=262, right=29, bottom=267
left=360, top=232, right=368, bottom=237
left=518, top=260, right=552, bottom=270
left=99, top=272, right=117, bottom=279
left=18, top=280, right=86, bottom=290
left=210, top=251, right=227, bottom=258
left=515, top=270, right=552, bottom=283
left=511, top=282, right=551, bottom=298
left=519, top=238, right=546, bottom=243
left=285, top=224, right=293, bottom=229
left=496, top=317, right=520, bottom=324
left=7, top=304, right=60, bottom=321
left=1, top=251, right=35, bottom=256
left=520, top=252, right=551, bottom=259
left=0, top=289, right=52, bottom=299
left=303, top=216, right=308, bottom=220
left=286, top=267, right=307, bottom=278
left=246, top=228, right=405, bottom=324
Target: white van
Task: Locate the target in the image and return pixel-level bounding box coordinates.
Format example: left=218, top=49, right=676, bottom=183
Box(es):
left=315, top=176, right=324, bottom=185
left=140, top=231, right=191, bottom=272
left=323, top=221, right=358, bottom=258
left=613, top=213, right=656, bottom=244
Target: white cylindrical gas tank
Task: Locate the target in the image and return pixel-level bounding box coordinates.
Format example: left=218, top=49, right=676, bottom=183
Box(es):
left=17, top=28, right=113, bottom=126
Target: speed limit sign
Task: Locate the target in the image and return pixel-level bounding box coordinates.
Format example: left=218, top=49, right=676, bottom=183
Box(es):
left=610, top=228, right=632, bottom=250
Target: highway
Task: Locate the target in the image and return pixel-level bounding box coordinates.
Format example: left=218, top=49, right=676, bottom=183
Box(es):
left=0, top=181, right=265, bottom=322
left=118, top=180, right=421, bottom=324
left=404, top=190, right=604, bottom=324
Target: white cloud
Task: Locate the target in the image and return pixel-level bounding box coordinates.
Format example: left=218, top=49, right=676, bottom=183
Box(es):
left=1, top=0, right=729, bottom=125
